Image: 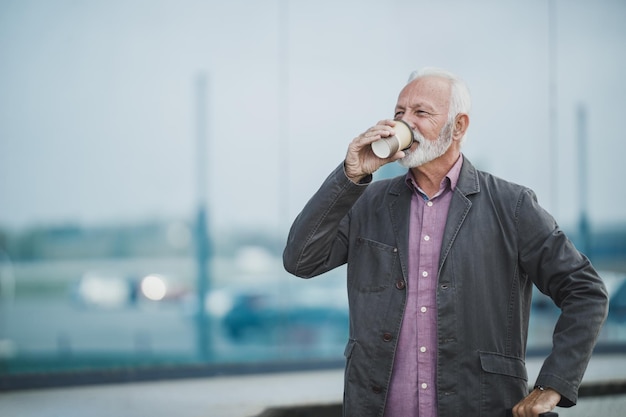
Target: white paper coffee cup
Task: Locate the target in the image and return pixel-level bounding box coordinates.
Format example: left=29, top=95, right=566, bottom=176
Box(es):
left=371, top=120, right=414, bottom=158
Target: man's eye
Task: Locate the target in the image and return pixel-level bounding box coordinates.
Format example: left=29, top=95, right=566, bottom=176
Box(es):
left=394, top=111, right=404, bottom=118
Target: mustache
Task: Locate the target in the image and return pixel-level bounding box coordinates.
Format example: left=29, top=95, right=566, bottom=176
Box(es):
left=410, top=120, right=454, bottom=145
left=410, top=129, right=424, bottom=145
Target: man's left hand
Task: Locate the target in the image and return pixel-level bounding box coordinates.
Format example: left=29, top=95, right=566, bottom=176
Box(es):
left=512, top=387, right=561, bottom=417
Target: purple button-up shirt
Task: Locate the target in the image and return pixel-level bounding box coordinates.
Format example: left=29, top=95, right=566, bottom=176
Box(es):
left=384, top=155, right=463, bottom=417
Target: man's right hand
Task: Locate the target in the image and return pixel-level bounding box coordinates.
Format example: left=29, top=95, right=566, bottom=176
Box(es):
left=344, top=119, right=406, bottom=183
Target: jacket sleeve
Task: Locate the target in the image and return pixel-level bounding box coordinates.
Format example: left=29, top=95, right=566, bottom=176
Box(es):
left=283, top=163, right=370, bottom=278
left=516, top=188, right=609, bottom=407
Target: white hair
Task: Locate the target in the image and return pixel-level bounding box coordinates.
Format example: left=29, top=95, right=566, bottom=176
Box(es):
left=407, top=67, right=471, bottom=142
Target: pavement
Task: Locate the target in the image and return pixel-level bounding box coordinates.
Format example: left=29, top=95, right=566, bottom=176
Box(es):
left=1, top=354, right=625, bottom=417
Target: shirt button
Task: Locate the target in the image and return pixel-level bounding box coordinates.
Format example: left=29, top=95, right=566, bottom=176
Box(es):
left=427, top=201, right=433, bottom=207
left=420, top=346, right=427, bottom=353
left=422, top=271, right=428, bottom=278
left=420, top=306, right=427, bottom=313
left=421, top=383, right=428, bottom=389
left=424, top=235, right=430, bottom=241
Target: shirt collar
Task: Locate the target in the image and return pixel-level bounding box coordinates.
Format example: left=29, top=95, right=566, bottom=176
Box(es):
left=447, top=154, right=463, bottom=191
left=404, top=154, right=464, bottom=195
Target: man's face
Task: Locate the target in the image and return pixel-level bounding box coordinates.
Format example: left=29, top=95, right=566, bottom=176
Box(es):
left=398, top=119, right=454, bottom=168
left=393, top=76, right=453, bottom=168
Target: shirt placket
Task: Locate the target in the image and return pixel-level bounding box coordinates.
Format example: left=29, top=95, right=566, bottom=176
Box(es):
left=416, top=195, right=440, bottom=417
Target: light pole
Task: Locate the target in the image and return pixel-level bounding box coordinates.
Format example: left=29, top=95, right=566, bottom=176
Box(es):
left=548, top=0, right=559, bottom=216
left=195, top=72, right=212, bottom=361
left=577, top=104, right=591, bottom=257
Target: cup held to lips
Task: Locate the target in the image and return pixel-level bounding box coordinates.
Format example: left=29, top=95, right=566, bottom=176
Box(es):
left=371, top=120, right=414, bottom=158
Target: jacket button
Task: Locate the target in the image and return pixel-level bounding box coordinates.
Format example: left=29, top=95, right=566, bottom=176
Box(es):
left=395, top=280, right=406, bottom=290
left=372, top=385, right=383, bottom=394
left=382, top=332, right=393, bottom=342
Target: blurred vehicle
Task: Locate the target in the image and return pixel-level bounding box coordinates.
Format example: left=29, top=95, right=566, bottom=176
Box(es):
left=207, top=286, right=349, bottom=344
left=603, top=270, right=626, bottom=324
left=212, top=270, right=626, bottom=345
left=530, top=270, right=626, bottom=322
left=71, top=271, right=189, bottom=309
left=529, top=270, right=626, bottom=346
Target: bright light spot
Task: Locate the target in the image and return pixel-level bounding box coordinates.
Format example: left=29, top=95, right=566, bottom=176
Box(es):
left=78, top=273, right=130, bottom=307
left=141, top=274, right=167, bottom=301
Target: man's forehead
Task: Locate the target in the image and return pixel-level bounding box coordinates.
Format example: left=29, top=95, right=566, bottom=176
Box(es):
left=397, top=76, right=451, bottom=109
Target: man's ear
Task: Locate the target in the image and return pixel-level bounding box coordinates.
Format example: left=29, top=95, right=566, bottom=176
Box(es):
left=453, top=113, right=470, bottom=141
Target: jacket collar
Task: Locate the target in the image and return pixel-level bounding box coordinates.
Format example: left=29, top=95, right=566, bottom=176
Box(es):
left=388, top=153, right=480, bottom=197
left=455, top=155, right=480, bottom=197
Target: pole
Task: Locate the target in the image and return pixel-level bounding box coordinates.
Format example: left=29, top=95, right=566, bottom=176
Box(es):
left=195, top=72, right=212, bottom=361
left=577, top=104, right=591, bottom=257
left=278, top=0, right=290, bottom=230
left=548, top=0, right=559, bottom=216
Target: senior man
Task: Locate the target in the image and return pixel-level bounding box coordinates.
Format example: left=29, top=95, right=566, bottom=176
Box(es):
left=283, top=67, right=608, bottom=417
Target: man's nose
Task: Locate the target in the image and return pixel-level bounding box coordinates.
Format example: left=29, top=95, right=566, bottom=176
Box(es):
left=398, top=118, right=418, bottom=135
left=399, top=115, right=416, bottom=131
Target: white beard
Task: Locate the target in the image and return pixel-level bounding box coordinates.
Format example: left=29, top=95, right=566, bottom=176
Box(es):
left=398, top=121, right=454, bottom=169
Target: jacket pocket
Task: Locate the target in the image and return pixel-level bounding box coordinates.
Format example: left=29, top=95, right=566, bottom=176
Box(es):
left=479, top=351, right=527, bottom=380
left=350, top=237, right=397, bottom=293
left=479, top=351, right=528, bottom=415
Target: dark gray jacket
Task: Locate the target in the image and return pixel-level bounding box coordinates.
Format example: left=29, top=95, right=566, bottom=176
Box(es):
left=283, top=157, right=608, bottom=417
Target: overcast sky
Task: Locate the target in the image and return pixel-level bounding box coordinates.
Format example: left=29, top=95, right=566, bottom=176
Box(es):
left=1, top=0, right=625, bottom=234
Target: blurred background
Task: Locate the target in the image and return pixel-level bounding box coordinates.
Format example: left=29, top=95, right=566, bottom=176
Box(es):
left=0, top=0, right=625, bottom=413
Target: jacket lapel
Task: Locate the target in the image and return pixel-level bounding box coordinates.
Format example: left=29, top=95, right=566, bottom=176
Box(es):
left=439, top=157, right=480, bottom=272
left=386, top=156, right=481, bottom=280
